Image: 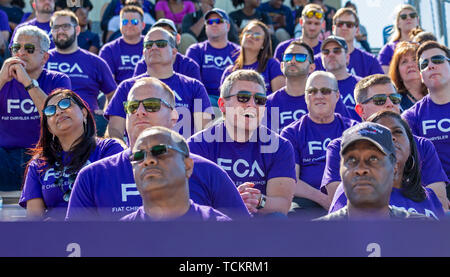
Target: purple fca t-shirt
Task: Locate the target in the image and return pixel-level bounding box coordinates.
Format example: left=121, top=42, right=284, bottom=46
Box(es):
left=9, top=18, right=54, bottom=49
left=188, top=122, right=297, bottom=195
left=132, top=52, right=201, bottom=81
left=329, top=185, right=444, bottom=220
left=314, top=47, right=384, bottom=78
left=0, top=69, right=71, bottom=149
left=280, top=113, right=357, bottom=190
left=186, top=41, right=240, bottom=97
left=65, top=149, right=249, bottom=220
left=120, top=200, right=232, bottom=222
left=47, top=48, right=117, bottom=111
left=265, top=87, right=352, bottom=133
left=99, top=36, right=143, bottom=85
left=274, top=39, right=322, bottom=62
left=221, top=58, right=283, bottom=94
left=321, top=135, right=449, bottom=193
left=19, top=138, right=124, bottom=219
left=377, top=41, right=398, bottom=67
left=337, top=75, right=362, bottom=122
left=402, top=95, right=450, bottom=179
left=105, top=72, right=212, bottom=138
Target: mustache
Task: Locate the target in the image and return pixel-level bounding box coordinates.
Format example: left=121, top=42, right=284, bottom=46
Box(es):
left=351, top=176, right=376, bottom=184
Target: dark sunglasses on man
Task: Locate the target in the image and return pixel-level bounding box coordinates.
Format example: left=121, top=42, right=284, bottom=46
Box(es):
left=223, top=90, right=267, bottom=106
left=10, top=43, right=38, bottom=54
left=361, top=93, right=402, bottom=106
left=206, top=18, right=225, bottom=25
left=418, top=55, right=450, bottom=71
left=124, top=97, right=173, bottom=114
left=43, top=98, right=73, bottom=117
left=335, top=21, right=356, bottom=28
left=322, top=47, right=344, bottom=56
left=143, top=40, right=170, bottom=49
left=306, top=87, right=337, bottom=96
left=130, top=144, right=188, bottom=163
left=283, top=53, right=310, bottom=63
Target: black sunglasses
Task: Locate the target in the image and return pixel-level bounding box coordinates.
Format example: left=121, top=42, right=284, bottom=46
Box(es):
left=306, top=87, right=336, bottom=96
left=43, top=98, right=73, bottom=117
left=130, top=144, right=188, bottom=163
left=283, top=53, right=310, bottom=63
left=206, top=18, right=225, bottom=25
left=10, top=43, right=38, bottom=54
left=361, top=93, right=402, bottom=106
left=336, top=21, right=356, bottom=28
left=399, top=12, right=417, bottom=20
left=322, top=47, right=344, bottom=55
left=144, top=40, right=170, bottom=49
left=419, top=55, right=450, bottom=71
left=224, top=90, right=267, bottom=106
left=124, top=97, right=173, bottom=114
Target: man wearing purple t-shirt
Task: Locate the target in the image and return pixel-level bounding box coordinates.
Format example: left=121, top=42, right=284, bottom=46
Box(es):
left=322, top=74, right=448, bottom=210
left=132, top=18, right=201, bottom=81
left=99, top=5, right=145, bottom=85
left=188, top=70, right=296, bottom=216
left=106, top=27, right=212, bottom=141
left=9, top=0, right=55, bottom=50
left=280, top=71, right=357, bottom=218
left=121, top=126, right=231, bottom=222
left=313, top=7, right=383, bottom=78
left=273, top=3, right=324, bottom=63
left=0, top=26, right=71, bottom=191
left=185, top=8, right=240, bottom=108
left=46, top=10, right=117, bottom=136
left=66, top=77, right=249, bottom=220
left=320, top=35, right=361, bottom=121
left=402, top=41, right=450, bottom=200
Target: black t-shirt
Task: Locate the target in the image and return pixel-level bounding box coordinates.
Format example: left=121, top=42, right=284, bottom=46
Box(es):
left=229, top=9, right=273, bottom=30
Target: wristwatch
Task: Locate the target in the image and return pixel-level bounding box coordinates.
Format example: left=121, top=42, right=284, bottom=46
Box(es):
left=25, top=79, right=39, bottom=91
left=256, top=194, right=267, bottom=210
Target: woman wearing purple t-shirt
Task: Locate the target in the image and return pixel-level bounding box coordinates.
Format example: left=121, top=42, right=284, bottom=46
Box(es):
left=19, top=89, right=124, bottom=220
left=222, top=20, right=285, bottom=94
left=378, top=4, right=420, bottom=74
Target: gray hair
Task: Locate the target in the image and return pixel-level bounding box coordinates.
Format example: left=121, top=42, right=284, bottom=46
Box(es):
left=220, top=69, right=266, bottom=98
left=305, top=71, right=339, bottom=91
left=14, top=25, right=51, bottom=52
left=145, top=27, right=176, bottom=48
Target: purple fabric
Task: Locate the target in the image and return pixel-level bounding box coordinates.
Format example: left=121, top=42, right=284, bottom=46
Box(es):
left=314, top=48, right=384, bottom=78
left=133, top=53, right=201, bottom=81
left=186, top=41, right=240, bottom=97
left=0, top=69, right=71, bottom=149
left=104, top=72, right=211, bottom=138
left=19, top=139, right=124, bottom=218
left=99, top=36, right=143, bottom=85
left=329, top=185, right=444, bottom=220
left=187, top=122, right=297, bottom=194
left=120, top=200, right=232, bottom=221
left=377, top=41, right=398, bottom=66
left=265, top=87, right=352, bottom=133
left=337, top=75, right=363, bottom=122
left=9, top=18, right=54, bottom=49
left=280, top=113, right=357, bottom=190
left=65, top=149, right=249, bottom=220
left=402, top=95, right=450, bottom=179
left=274, top=39, right=322, bottom=62
left=47, top=48, right=117, bottom=111
left=0, top=9, right=10, bottom=32
left=220, top=58, right=283, bottom=94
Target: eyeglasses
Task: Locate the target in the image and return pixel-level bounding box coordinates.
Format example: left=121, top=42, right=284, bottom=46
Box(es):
left=10, top=43, right=39, bottom=54
left=283, top=53, right=310, bottom=63
left=206, top=18, right=225, bottom=25
left=130, top=144, right=188, bottom=163
left=243, top=30, right=264, bottom=41
left=399, top=12, right=417, bottom=20
left=418, top=55, right=450, bottom=71
left=143, top=40, right=170, bottom=49
left=322, top=47, right=344, bottom=55
left=335, top=21, right=356, bottom=28
left=306, top=87, right=336, bottom=96
left=224, top=90, right=267, bottom=106
left=51, top=23, right=75, bottom=31
left=122, top=19, right=139, bottom=26
left=124, top=97, right=173, bottom=114
left=304, top=10, right=323, bottom=19
left=43, top=98, right=73, bottom=117
left=361, top=93, right=402, bottom=105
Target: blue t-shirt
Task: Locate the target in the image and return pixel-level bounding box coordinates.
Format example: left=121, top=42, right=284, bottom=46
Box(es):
left=77, top=30, right=101, bottom=52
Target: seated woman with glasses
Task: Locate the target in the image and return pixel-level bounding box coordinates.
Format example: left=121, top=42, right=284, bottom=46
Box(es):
left=220, top=20, right=285, bottom=95
left=389, top=41, right=428, bottom=111
left=19, top=88, right=124, bottom=220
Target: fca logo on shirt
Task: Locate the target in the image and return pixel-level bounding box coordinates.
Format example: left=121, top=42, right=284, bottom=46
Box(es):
left=7, top=99, right=37, bottom=114
left=422, top=119, right=450, bottom=135
left=217, top=158, right=265, bottom=178
left=204, top=55, right=234, bottom=68
left=308, top=138, right=332, bottom=155
left=279, top=109, right=306, bottom=125
left=47, top=62, right=83, bottom=74
left=121, top=55, right=141, bottom=66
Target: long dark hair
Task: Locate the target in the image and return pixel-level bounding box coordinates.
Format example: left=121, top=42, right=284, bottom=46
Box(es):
left=29, top=88, right=97, bottom=176
left=233, top=20, right=272, bottom=73
left=367, top=111, right=426, bottom=202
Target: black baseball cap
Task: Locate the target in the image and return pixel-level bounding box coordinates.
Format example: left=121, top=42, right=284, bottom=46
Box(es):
left=340, top=122, right=395, bottom=156
left=204, top=8, right=230, bottom=22
left=321, top=35, right=348, bottom=52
